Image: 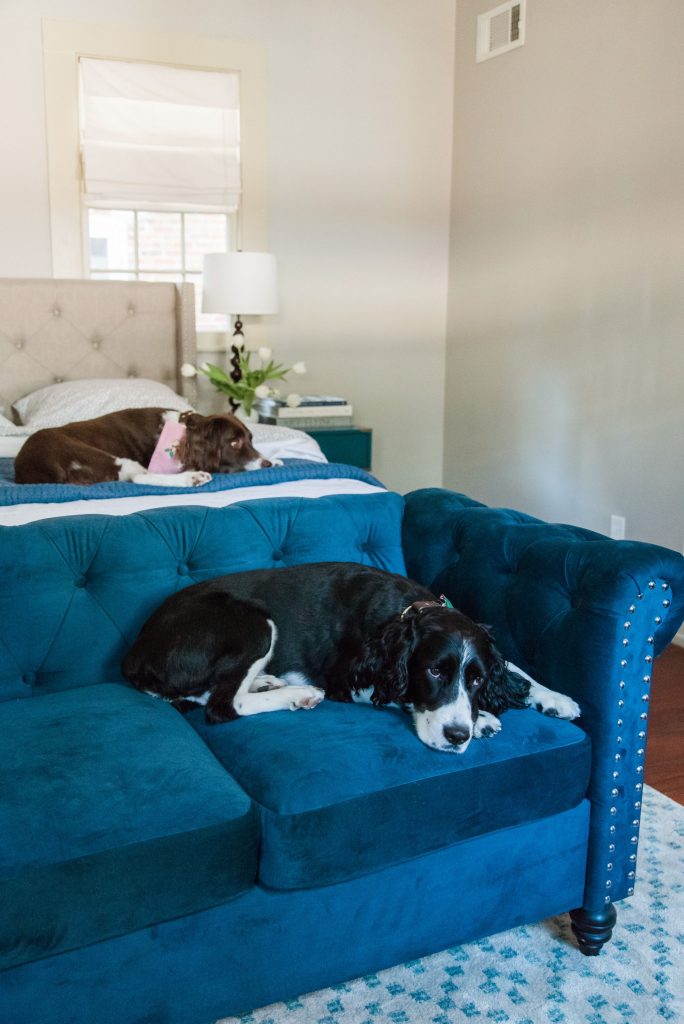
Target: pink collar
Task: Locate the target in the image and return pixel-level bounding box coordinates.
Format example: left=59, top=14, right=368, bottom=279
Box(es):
left=148, top=419, right=186, bottom=474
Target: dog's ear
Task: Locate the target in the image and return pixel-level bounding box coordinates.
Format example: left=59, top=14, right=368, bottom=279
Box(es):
left=177, top=415, right=226, bottom=472
left=478, top=633, right=530, bottom=716
left=350, top=616, right=417, bottom=706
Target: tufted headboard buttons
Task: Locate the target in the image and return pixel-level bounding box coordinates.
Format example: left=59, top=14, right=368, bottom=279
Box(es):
left=0, top=277, right=198, bottom=416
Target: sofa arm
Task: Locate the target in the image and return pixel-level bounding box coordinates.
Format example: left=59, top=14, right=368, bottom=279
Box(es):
left=402, top=488, right=684, bottom=913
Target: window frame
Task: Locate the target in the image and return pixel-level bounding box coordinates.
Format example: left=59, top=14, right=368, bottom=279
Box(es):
left=42, top=18, right=270, bottom=279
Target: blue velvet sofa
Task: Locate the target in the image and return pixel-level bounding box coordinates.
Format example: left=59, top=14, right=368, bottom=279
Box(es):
left=1, top=487, right=683, bottom=1024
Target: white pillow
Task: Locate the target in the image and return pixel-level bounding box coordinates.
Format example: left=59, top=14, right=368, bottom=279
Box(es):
left=250, top=423, right=327, bottom=463
left=13, top=378, right=192, bottom=429
left=0, top=412, right=29, bottom=435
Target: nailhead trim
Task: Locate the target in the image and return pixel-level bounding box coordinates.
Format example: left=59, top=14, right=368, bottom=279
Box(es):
left=603, top=580, right=670, bottom=906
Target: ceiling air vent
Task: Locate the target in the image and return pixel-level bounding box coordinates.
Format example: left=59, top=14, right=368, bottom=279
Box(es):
left=476, top=0, right=526, bottom=62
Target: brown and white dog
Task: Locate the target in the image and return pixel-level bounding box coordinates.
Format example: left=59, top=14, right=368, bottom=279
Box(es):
left=14, top=408, right=275, bottom=487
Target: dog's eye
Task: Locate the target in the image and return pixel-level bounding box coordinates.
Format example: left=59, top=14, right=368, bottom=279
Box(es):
left=427, top=666, right=443, bottom=679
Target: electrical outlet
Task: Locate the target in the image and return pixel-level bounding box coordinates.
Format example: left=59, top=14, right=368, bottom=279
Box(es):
left=610, top=515, right=626, bottom=541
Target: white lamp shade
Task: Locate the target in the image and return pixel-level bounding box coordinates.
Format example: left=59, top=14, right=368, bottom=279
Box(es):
left=202, top=251, right=279, bottom=315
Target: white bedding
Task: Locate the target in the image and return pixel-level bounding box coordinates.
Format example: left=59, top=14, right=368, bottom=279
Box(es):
left=0, top=478, right=385, bottom=527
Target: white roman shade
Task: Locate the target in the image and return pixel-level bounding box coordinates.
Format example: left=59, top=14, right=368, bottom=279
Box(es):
left=79, top=57, right=241, bottom=210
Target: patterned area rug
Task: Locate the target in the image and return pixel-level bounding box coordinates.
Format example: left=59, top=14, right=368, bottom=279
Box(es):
left=219, top=785, right=684, bottom=1024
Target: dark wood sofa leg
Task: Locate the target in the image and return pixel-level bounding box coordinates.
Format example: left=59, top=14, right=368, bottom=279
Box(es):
left=570, top=903, right=617, bottom=955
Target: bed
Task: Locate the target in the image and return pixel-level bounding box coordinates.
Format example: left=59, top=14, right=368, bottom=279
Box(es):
left=0, top=278, right=383, bottom=526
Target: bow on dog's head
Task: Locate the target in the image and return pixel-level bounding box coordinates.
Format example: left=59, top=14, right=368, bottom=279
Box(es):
left=351, top=601, right=511, bottom=753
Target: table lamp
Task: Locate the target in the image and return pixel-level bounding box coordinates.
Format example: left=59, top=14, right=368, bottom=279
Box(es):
left=202, top=251, right=279, bottom=409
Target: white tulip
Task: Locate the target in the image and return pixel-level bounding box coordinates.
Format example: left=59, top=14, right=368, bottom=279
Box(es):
left=292, top=361, right=307, bottom=375
left=258, top=346, right=272, bottom=362
left=180, top=362, right=198, bottom=378
left=254, top=384, right=271, bottom=399
left=286, top=393, right=301, bottom=408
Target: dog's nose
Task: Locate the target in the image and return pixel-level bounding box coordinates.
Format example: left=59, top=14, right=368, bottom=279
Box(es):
left=443, top=724, right=471, bottom=747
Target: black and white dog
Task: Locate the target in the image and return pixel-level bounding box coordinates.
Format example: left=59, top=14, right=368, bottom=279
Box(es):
left=122, top=563, right=580, bottom=753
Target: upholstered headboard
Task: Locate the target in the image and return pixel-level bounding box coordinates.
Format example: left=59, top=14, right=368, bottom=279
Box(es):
left=0, top=278, right=198, bottom=421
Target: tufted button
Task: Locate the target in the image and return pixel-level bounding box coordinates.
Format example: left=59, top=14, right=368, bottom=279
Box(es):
left=127, top=370, right=138, bottom=379
left=91, top=336, right=101, bottom=350
left=177, top=563, right=190, bottom=576
left=14, top=338, right=24, bottom=350
left=53, top=376, right=64, bottom=384
left=74, top=576, right=87, bottom=588
left=22, top=671, right=36, bottom=686
left=271, top=550, right=284, bottom=561
left=358, top=540, right=371, bottom=553
left=52, top=306, right=61, bottom=317
left=127, top=304, right=136, bottom=316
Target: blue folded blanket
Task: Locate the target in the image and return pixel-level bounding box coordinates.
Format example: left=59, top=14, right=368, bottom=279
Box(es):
left=0, top=458, right=383, bottom=506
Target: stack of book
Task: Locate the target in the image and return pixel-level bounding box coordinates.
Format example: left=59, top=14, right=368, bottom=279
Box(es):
left=254, top=395, right=353, bottom=429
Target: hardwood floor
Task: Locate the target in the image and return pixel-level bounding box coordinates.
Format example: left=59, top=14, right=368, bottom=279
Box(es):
left=645, top=642, right=684, bottom=805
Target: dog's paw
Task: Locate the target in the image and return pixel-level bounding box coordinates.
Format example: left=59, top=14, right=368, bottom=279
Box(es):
left=270, top=458, right=284, bottom=468
left=473, top=710, right=502, bottom=739
left=541, top=693, right=580, bottom=720
left=189, top=471, right=212, bottom=487
left=287, top=685, right=325, bottom=710
left=528, top=682, right=581, bottom=721
left=252, top=674, right=286, bottom=692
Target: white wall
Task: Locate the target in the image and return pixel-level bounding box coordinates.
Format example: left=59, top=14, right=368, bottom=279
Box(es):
left=0, top=0, right=456, bottom=493
left=446, top=0, right=684, bottom=551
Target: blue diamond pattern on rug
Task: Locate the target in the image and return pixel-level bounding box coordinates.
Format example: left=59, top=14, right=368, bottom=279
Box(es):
left=218, top=785, right=684, bottom=1024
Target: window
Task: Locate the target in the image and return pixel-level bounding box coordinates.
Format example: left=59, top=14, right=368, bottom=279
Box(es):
left=43, top=20, right=269, bottom=294
left=79, top=57, right=241, bottom=331
left=87, top=210, right=231, bottom=332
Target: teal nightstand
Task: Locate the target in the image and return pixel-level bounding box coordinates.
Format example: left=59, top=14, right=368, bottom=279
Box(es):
left=306, top=426, right=372, bottom=470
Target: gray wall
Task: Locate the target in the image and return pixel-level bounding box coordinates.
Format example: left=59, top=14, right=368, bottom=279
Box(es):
left=445, top=0, right=684, bottom=551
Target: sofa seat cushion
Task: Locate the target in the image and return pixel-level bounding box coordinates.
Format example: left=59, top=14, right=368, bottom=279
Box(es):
left=0, top=684, right=259, bottom=970
left=189, top=701, right=591, bottom=891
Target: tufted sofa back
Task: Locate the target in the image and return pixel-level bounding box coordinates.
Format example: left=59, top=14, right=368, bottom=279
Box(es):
left=0, top=493, right=406, bottom=702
